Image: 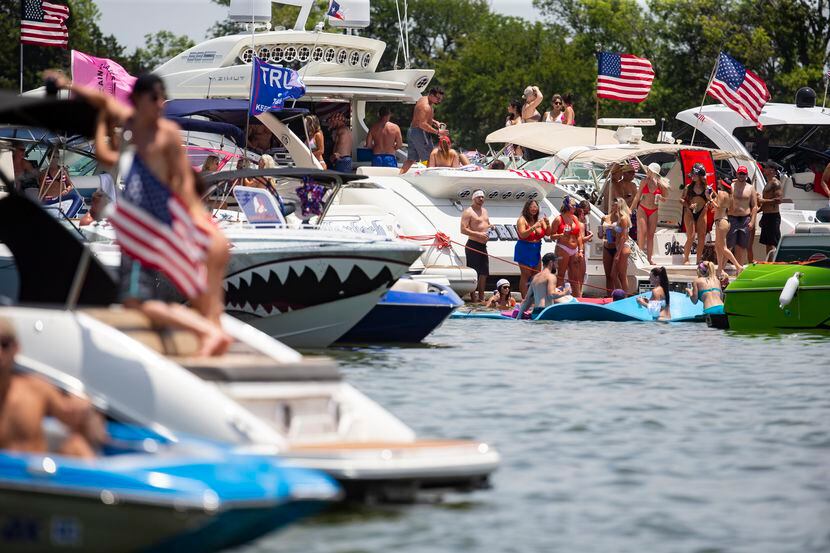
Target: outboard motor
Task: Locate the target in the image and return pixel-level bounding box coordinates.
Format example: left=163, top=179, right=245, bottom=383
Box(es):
left=795, top=87, right=816, bottom=108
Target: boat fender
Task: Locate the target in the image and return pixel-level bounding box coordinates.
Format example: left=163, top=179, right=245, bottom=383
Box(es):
left=779, top=272, right=802, bottom=309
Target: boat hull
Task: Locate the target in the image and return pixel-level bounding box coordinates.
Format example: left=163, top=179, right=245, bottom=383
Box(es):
left=724, top=264, right=830, bottom=330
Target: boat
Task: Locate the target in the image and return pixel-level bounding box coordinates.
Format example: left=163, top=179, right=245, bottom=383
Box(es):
left=724, top=223, right=830, bottom=330
left=674, top=89, right=830, bottom=216
left=336, top=277, right=463, bottom=343
left=0, top=193, right=499, bottom=503
left=451, top=291, right=704, bottom=323
left=1, top=363, right=338, bottom=553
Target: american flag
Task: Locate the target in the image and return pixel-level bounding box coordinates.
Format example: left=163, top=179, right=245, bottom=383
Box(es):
left=509, top=169, right=556, bottom=184
left=327, top=0, right=346, bottom=20
left=20, top=0, right=70, bottom=48
left=707, top=52, right=770, bottom=130
left=629, top=158, right=641, bottom=171
left=109, top=158, right=211, bottom=299
left=597, top=52, right=655, bottom=103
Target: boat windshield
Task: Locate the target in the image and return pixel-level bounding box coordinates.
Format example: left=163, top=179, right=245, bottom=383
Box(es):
left=774, top=233, right=830, bottom=268
left=733, top=125, right=830, bottom=174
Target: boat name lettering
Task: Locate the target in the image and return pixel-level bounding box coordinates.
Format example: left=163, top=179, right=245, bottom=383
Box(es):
left=186, top=51, right=219, bottom=63
left=213, top=75, right=245, bottom=82
left=320, top=220, right=394, bottom=237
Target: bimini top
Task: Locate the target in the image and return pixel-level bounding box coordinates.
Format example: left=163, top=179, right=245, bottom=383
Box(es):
left=485, top=123, right=622, bottom=154
left=556, top=143, right=756, bottom=166
left=676, top=102, right=830, bottom=132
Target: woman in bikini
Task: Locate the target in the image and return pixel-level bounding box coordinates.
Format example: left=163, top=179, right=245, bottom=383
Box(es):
left=521, top=86, right=544, bottom=122
left=485, top=279, right=517, bottom=310
left=543, top=94, right=565, bottom=123
left=562, top=92, right=576, bottom=125
left=637, top=266, right=671, bottom=320
left=571, top=200, right=593, bottom=298
left=631, top=162, right=667, bottom=265
left=682, top=163, right=714, bottom=265
left=602, top=198, right=632, bottom=293
left=687, top=261, right=724, bottom=315
left=306, top=115, right=326, bottom=169
left=428, top=135, right=462, bottom=168
left=550, top=196, right=583, bottom=291
left=711, top=178, right=743, bottom=278
left=514, top=199, right=548, bottom=297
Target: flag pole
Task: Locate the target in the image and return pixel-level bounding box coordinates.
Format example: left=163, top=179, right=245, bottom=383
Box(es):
left=691, top=52, right=721, bottom=146
left=243, top=10, right=256, bottom=165
left=821, top=73, right=828, bottom=113
left=594, top=43, right=601, bottom=146
left=19, top=43, right=24, bottom=94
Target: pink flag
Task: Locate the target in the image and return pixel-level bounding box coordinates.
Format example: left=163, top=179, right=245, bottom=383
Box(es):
left=71, top=50, right=136, bottom=105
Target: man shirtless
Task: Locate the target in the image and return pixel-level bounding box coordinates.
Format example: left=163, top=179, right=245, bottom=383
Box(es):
left=400, top=87, right=447, bottom=174
left=514, top=253, right=572, bottom=318
left=758, top=161, right=784, bottom=254
left=0, top=318, right=105, bottom=458
left=460, top=190, right=491, bottom=302
left=48, top=71, right=231, bottom=356
left=727, top=167, right=759, bottom=265
left=609, top=163, right=639, bottom=239
left=366, top=106, right=402, bottom=168
left=329, top=112, right=353, bottom=173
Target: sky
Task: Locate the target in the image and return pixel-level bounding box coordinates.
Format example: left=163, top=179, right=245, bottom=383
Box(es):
left=97, top=0, right=542, bottom=51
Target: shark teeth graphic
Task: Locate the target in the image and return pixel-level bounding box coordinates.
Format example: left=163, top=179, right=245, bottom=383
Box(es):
left=223, top=257, right=397, bottom=319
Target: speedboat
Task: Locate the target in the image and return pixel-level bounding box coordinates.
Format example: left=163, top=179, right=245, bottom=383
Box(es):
left=0, top=381, right=338, bottom=553
left=724, top=223, right=830, bottom=330
left=674, top=88, right=830, bottom=215
left=0, top=193, right=499, bottom=502
left=336, top=277, right=463, bottom=343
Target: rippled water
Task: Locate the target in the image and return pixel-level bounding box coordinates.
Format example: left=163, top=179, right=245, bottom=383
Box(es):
left=243, top=320, right=830, bottom=553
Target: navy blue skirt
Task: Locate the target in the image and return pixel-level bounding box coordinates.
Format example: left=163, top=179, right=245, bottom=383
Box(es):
left=514, top=240, right=542, bottom=268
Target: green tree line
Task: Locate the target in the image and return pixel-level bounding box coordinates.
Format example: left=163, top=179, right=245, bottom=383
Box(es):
left=1, top=0, right=827, bottom=149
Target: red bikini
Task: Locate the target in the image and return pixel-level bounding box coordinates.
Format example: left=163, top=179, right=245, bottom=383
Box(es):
left=638, top=181, right=662, bottom=218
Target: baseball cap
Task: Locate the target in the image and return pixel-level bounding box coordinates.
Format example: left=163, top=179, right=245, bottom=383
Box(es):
left=439, top=134, right=452, bottom=146
left=736, top=165, right=748, bottom=174
left=690, top=162, right=707, bottom=177
left=496, top=278, right=510, bottom=289
left=472, top=189, right=485, bottom=199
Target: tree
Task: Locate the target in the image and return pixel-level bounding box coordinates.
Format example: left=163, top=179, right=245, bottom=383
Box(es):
left=1, top=0, right=127, bottom=92
left=126, top=30, right=195, bottom=74
left=207, top=0, right=329, bottom=38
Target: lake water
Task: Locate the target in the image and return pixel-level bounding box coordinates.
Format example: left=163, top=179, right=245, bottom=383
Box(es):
left=244, top=319, right=830, bottom=553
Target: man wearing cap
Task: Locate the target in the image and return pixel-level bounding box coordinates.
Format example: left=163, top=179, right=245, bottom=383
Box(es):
left=727, top=165, right=759, bottom=265
left=400, top=87, right=447, bottom=174
left=758, top=161, right=783, bottom=255
left=514, top=252, right=572, bottom=318
left=461, top=190, right=491, bottom=302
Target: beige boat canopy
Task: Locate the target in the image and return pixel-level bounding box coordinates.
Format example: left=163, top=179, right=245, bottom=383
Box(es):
left=485, top=123, right=621, bottom=154
left=558, top=144, right=756, bottom=166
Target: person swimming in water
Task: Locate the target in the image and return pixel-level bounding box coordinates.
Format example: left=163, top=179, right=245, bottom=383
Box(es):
left=485, top=279, right=517, bottom=310
left=514, top=252, right=573, bottom=318
left=687, top=261, right=724, bottom=315
left=637, top=266, right=671, bottom=320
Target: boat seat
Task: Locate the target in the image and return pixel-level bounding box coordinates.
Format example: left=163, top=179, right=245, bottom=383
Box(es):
left=81, top=307, right=340, bottom=381
left=391, top=279, right=429, bottom=294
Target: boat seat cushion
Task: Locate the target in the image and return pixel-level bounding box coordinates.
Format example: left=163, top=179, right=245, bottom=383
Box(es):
left=81, top=307, right=202, bottom=356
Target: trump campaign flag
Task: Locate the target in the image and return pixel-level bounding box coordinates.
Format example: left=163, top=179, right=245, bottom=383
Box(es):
left=71, top=50, right=136, bottom=105
left=249, top=57, right=306, bottom=117
left=706, top=52, right=770, bottom=129
left=597, top=52, right=654, bottom=103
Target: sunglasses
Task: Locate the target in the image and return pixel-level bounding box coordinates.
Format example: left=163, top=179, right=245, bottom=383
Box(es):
left=0, top=336, right=16, bottom=350
left=553, top=101, right=562, bottom=105
left=500, top=285, right=510, bottom=289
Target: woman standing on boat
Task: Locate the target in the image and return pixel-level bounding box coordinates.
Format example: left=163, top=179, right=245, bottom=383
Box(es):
left=602, top=198, right=632, bottom=294
left=543, top=94, right=565, bottom=123
left=550, top=197, right=583, bottom=291
left=631, top=162, right=667, bottom=265
left=687, top=261, right=724, bottom=315
left=521, top=86, right=544, bottom=122
left=562, top=93, right=576, bottom=125
left=712, top=178, right=743, bottom=278
left=571, top=200, right=593, bottom=297
left=514, top=199, right=548, bottom=297
left=682, top=163, right=714, bottom=265
left=306, top=115, right=326, bottom=169
left=637, top=266, right=671, bottom=320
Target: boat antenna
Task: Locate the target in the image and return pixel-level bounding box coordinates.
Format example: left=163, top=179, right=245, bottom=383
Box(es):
left=243, top=7, right=256, bottom=166
left=822, top=70, right=829, bottom=113
left=594, top=42, right=601, bottom=146
left=394, top=0, right=410, bottom=69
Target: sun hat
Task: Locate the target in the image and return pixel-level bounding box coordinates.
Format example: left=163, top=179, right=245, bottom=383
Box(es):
left=647, top=162, right=661, bottom=175
left=472, top=189, right=485, bottom=199
left=496, top=278, right=510, bottom=289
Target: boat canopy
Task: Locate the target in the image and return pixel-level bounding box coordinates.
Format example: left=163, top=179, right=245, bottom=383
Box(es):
left=676, top=102, right=830, bottom=131
left=557, top=144, right=756, bottom=166
left=485, top=123, right=621, bottom=154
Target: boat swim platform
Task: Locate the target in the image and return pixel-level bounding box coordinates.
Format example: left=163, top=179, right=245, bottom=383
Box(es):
left=80, top=307, right=338, bottom=382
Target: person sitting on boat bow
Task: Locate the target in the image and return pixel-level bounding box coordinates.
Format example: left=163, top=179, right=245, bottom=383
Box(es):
left=0, top=318, right=106, bottom=458
left=514, top=253, right=573, bottom=318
